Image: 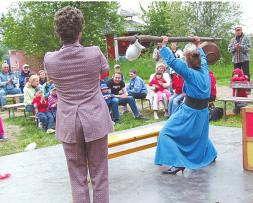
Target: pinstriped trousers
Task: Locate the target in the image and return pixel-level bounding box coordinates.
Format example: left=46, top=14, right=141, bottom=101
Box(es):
left=62, top=115, right=109, bottom=203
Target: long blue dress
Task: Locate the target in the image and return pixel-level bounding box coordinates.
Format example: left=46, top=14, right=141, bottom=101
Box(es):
left=154, top=46, right=217, bottom=169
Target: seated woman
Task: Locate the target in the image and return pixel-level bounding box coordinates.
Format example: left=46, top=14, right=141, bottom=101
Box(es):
left=155, top=36, right=217, bottom=175
left=24, top=75, right=39, bottom=113
left=149, top=72, right=170, bottom=119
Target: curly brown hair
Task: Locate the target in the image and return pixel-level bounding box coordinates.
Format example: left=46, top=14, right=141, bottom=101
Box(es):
left=54, top=6, right=84, bottom=44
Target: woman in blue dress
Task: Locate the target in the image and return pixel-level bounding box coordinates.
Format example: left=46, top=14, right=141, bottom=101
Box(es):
left=155, top=36, right=217, bottom=174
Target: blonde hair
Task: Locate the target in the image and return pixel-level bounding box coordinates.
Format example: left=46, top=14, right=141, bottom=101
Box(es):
left=25, top=75, right=39, bottom=88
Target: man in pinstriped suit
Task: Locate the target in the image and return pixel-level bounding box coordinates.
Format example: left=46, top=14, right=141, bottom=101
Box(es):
left=44, top=6, right=113, bottom=203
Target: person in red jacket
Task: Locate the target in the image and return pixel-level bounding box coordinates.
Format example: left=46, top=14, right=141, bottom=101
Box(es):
left=209, top=71, right=217, bottom=102
left=231, top=68, right=248, bottom=97
left=32, top=89, right=55, bottom=133
left=168, top=73, right=185, bottom=116
left=231, top=68, right=248, bottom=114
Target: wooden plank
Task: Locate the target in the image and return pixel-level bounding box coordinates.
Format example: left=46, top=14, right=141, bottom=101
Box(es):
left=108, top=142, right=157, bottom=159
left=4, top=103, right=25, bottom=108
left=3, top=94, right=24, bottom=98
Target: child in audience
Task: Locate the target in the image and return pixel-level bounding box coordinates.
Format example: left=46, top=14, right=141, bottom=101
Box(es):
left=168, top=73, right=185, bottom=116
left=24, top=74, right=39, bottom=113
left=231, top=68, right=248, bottom=114
left=0, top=116, right=7, bottom=141
left=149, top=72, right=171, bottom=119
left=32, top=89, right=55, bottom=134
left=48, top=87, right=57, bottom=119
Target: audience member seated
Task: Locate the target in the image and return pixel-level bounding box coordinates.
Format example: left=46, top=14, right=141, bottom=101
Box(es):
left=231, top=68, right=248, bottom=114
left=32, top=89, right=55, bottom=134
left=112, top=64, right=125, bottom=82
left=168, top=73, right=185, bottom=116
left=149, top=72, right=170, bottom=119
left=24, top=75, right=39, bottom=113
left=19, top=64, right=31, bottom=93
left=148, top=63, right=171, bottom=105
left=0, top=63, right=22, bottom=111
left=209, top=71, right=217, bottom=102
left=126, top=69, right=147, bottom=99
left=0, top=116, right=7, bottom=141
left=48, top=86, right=57, bottom=120
left=106, top=73, right=145, bottom=122
left=38, top=70, right=47, bottom=89
left=43, top=80, right=55, bottom=99
left=100, top=83, right=119, bottom=122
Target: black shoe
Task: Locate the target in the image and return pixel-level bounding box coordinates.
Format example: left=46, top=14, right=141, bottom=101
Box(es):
left=162, top=167, right=185, bottom=175
left=135, top=115, right=148, bottom=120
left=0, top=136, right=8, bottom=142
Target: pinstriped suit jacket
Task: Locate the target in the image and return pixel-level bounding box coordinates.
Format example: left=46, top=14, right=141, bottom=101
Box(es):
left=44, top=42, right=113, bottom=143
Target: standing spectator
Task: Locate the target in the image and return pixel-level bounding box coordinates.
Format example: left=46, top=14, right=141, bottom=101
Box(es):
left=106, top=73, right=145, bottom=120
left=0, top=116, right=8, bottom=141
left=38, top=70, right=47, bottom=89
left=19, top=64, right=31, bottom=93
left=32, top=89, right=55, bottom=133
left=0, top=63, right=21, bottom=111
left=168, top=73, right=185, bottom=116
left=24, top=75, right=39, bottom=113
left=48, top=86, right=57, bottom=119
left=126, top=69, right=147, bottom=99
left=44, top=6, right=113, bottom=203
left=169, top=43, right=183, bottom=78
left=228, top=25, right=251, bottom=81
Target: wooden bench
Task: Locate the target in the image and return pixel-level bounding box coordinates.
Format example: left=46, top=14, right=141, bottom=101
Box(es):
left=140, top=98, right=152, bottom=112
left=4, top=103, right=25, bottom=118
left=217, top=96, right=253, bottom=120
left=3, top=94, right=24, bottom=104
left=108, top=124, right=162, bottom=159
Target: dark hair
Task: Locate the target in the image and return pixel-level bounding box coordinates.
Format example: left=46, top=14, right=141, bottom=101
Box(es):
left=129, top=69, right=137, bottom=74
left=185, top=50, right=201, bottom=70
left=155, top=72, right=163, bottom=76
left=54, top=6, right=84, bottom=44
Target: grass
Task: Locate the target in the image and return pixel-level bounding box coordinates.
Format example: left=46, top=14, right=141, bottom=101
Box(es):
left=1, top=47, right=253, bottom=156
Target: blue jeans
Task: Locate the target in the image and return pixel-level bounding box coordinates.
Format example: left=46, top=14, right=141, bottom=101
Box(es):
left=106, top=98, right=120, bottom=121
left=168, top=93, right=184, bottom=115
left=36, top=112, right=55, bottom=130
left=0, top=88, right=21, bottom=109
left=117, top=96, right=140, bottom=117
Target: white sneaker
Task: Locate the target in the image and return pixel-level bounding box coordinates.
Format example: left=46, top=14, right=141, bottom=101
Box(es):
left=38, top=122, right=44, bottom=129
left=46, top=129, right=55, bottom=134
left=154, top=111, right=159, bottom=120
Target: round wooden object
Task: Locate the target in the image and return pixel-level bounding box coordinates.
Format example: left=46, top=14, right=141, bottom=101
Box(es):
left=200, top=42, right=220, bottom=65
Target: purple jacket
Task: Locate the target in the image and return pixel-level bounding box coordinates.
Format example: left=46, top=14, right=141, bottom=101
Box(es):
left=44, top=42, right=113, bottom=143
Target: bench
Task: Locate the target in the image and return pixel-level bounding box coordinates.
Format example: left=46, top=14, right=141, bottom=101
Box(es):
left=108, top=124, right=162, bottom=159
left=217, top=96, right=253, bottom=120
left=4, top=103, right=25, bottom=118
left=3, top=94, right=24, bottom=104
left=140, top=98, right=151, bottom=112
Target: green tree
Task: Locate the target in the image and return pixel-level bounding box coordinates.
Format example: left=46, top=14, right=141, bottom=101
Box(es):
left=0, top=1, right=123, bottom=60
left=141, top=2, right=190, bottom=37
left=141, top=1, right=242, bottom=63
left=185, top=1, right=242, bottom=63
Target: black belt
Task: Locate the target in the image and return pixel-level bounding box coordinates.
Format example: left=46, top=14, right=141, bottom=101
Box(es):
left=184, top=95, right=208, bottom=110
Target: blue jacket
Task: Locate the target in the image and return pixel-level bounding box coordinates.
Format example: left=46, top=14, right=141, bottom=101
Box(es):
left=126, top=76, right=147, bottom=95
left=0, top=71, right=18, bottom=91
left=19, top=71, right=30, bottom=93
